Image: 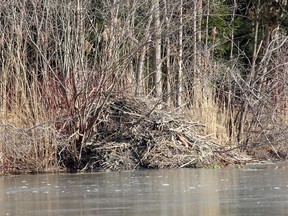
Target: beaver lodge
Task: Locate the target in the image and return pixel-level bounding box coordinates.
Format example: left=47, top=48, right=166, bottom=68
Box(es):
left=60, top=95, right=251, bottom=172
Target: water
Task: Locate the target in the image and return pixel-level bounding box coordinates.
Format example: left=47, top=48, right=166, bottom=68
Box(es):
left=1, top=168, right=288, bottom=216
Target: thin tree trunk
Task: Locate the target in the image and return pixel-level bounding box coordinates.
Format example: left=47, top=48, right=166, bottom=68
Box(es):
left=250, top=19, right=259, bottom=83
left=204, top=0, right=210, bottom=70
left=197, top=0, right=203, bottom=79
left=189, top=0, right=198, bottom=105
left=163, top=0, right=171, bottom=105
left=176, top=0, right=183, bottom=107
left=153, top=0, right=162, bottom=99
left=197, top=0, right=203, bottom=44
left=135, top=47, right=146, bottom=96
left=230, top=0, right=237, bottom=60
left=135, top=7, right=153, bottom=96
left=193, top=0, right=198, bottom=77
left=126, top=0, right=136, bottom=92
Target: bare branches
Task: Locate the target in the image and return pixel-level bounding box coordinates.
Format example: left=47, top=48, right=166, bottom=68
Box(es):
left=0, top=0, right=288, bottom=173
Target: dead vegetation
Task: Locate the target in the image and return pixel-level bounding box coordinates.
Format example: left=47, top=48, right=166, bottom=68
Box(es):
left=0, top=122, right=60, bottom=174
left=0, top=0, right=287, bottom=174
left=0, top=93, right=284, bottom=174
left=72, top=95, right=252, bottom=172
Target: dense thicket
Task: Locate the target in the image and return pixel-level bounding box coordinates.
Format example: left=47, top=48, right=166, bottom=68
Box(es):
left=0, top=0, right=287, bottom=173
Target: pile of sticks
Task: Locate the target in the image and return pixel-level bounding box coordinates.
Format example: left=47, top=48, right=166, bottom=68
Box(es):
left=78, top=95, right=251, bottom=171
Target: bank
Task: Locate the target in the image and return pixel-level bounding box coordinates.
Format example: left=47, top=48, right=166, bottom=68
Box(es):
left=3, top=95, right=285, bottom=175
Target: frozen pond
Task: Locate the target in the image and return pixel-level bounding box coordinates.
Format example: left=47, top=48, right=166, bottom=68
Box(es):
left=1, top=167, right=288, bottom=216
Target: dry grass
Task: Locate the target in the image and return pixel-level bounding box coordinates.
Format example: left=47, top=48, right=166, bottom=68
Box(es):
left=189, top=86, right=230, bottom=143
left=185, top=63, right=237, bottom=147
left=0, top=0, right=287, bottom=174
left=0, top=99, right=61, bottom=174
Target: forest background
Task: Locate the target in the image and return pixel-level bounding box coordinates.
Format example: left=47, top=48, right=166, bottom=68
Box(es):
left=0, top=0, right=287, bottom=173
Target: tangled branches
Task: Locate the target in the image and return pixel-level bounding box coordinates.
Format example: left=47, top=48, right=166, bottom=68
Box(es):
left=76, top=95, right=251, bottom=171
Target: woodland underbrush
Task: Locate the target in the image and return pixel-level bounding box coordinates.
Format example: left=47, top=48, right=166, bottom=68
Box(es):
left=0, top=86, right=286, bottom=174
left=0, top=0, right=288, bottom=174
left=0, top=93, right=252, bottom=174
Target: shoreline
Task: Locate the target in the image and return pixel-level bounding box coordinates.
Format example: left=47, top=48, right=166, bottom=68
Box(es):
left=1, top=95, right=284, bottom=175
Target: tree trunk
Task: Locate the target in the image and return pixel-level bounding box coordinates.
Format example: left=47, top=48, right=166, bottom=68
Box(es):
left=204, top=0, right=210, bottom=70
left=192, top=0, right=198, bottom=78
left=197, top=0, right=203, bottom=44
left=135, top=3, right=154, bottom=97
left=153, top=0, right=162, bottom=99
left=163, top=0, right=171, bottom=105
left=230, top=0, right=237, bottom=60
left=176, top=0, right=183, bottom=107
